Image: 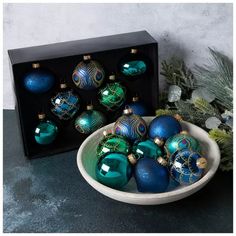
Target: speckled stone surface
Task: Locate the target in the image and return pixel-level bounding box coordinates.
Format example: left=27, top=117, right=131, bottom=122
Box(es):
left=3, top=110, right=233, bottom=233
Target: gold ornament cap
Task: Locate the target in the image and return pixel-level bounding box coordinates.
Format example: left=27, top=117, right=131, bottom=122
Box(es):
left=123, top=106, right=133, bottom=115
left=132, top=96, right=139, bottom=102
left=180, top=130, right=188, bottom=135
left=174, top=114, right=183, bottom=121
left=103, top=129, right=113, bottom=136
left=109, top=75, right=116, bottom=81
left=86, top=104, right=94, bottom=110
left=154, top=137, right=164, bottom=147
left=83, top=55, right=91, bottom=61
left=38, top=113, right=46, bottom=120
left=128, top=154, right=137, bottom=165
left=131, top=48, right=138, bottom=54
left=60, top=83, right=67, bottom=89
left=32, top=63, right=40, bottom=69
left=196, top=157, right=207, bottom=169
left=157, top=157, right=168, bottom=166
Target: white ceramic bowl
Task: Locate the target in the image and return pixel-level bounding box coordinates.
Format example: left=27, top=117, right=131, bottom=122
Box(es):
left=77, top=117, right=220, bottom=205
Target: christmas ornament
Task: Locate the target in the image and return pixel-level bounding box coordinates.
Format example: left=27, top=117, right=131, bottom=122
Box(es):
left=191, top=88, right=215, bottom=103
left=169, top=149, right=207, bottom=185
left=96, top=152, right=132, bottom=189
left=205, top=117, right=221, bottom=129
left=148, top=115, right=182, bottom=146
left=51, top=83, right=80, bottom=120
left=126, top=96, right=148, bottom=116
left=72, top=55, right=105, bottom=90
left=120, top=48, right=147, bottom=77
left=166, top=177, right=180, bottom=191
left=96, top=130, right=131, bottom=159
left=34, top=113, right=58, bottom=145
left=164, top=132, right=201, bottom=158
left=168, top=85, right=182, bottom=102
left=75, top=104, right=106, bottom=134
left=114, top=106, right=147, bottom=142
left=23, top=63, right=55, bottom=94
left=98, top=75, right=126, bottom=111
left=134, top=157, right=169, bottom=193
left=128, top=139, right=163, bottom=165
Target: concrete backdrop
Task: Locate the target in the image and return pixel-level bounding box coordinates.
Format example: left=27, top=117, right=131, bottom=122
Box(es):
left=3, top=3, right=233, bottom=109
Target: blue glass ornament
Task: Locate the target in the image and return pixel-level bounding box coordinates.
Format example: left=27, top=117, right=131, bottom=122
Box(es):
left=148, top=115, right=182, bottom=146
left=134, top=157, right=169, bottom=193
left=126, top=96, right=148, bottom=116
left=96, top=152, right=132, bottom=189
left=51, top=83, right=80, bottom=120
left=114, top=106, right=147, bottom=142
left=75, top=105, right=106, bottom=134
left=72, top=55, right=105, bottom=90
left=169, top=149, right=207, bottom=185
left=23, top=63, right=55, bottom=94
left=34, top=113, right=58, bottom=145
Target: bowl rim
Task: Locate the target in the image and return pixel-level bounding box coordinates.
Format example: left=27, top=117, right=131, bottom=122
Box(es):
left=77, top=118, right=221, bottom=200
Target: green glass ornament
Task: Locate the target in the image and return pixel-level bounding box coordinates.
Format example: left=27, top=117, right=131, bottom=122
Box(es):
left=164, top=131, right=201, bottom=158
left=98, top=75, right=126, bottom=111
left=34, top=113, right=58, bottom=145
left=96, top=130, right=131, bottom=159
left=75, top=105, right=106, bottom=134
left=96, top=152, right=132, bottom=189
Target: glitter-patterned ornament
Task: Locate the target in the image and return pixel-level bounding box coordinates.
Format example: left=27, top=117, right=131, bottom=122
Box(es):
left=114, top=106, right=147, bottom=142
left=164, top=132, right=201, bottom=158
left=34, top=113, right=58, bottom=145
left=23, top=63, right=55, bottom=94
left=126, top=96, right=148, bottom=116
left=51, top=83, right=80, bottom=120
left=96, top=130, right=131, bottom=159
left=98, top=75, right=126, bottom=111
left=169, top=149, right=207, bottom=185
left=75, top=105, right=106, bottom=134
left=72, top=55, right=105, bottom=90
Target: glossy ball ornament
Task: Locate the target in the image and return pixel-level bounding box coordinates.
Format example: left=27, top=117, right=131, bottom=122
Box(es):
left=134, top=157, right=169, bottom=193
left=126, top=96, right=148, bottom=116
left=51, top=83, right=80, bottom=120
left=114, top=106, right=147, bottom=142
left=23, top=63, right=55, bottom=94
left=98, top=75, right=126, bottom=111
left=148, top=115, right=182, bottom=146
left=169, top=149, right=207, bottom=185
left=97, top=130, right=131, bottom=159
left=96, top=152, right=132, bottom=189
left=164, top=132, right=201, bottom=158
left=34, top=113, right=58, bottom=145
left=72, top=55, right=105, bottom=90
left=75, top=105, right=106, bottom=134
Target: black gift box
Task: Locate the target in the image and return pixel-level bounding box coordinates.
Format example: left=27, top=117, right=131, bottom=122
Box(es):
left=8, top=30, right=159, bottom=159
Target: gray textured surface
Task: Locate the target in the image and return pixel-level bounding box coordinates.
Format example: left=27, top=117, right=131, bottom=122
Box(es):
left=3, top=3, right=233, bottom=109
left=3, top=110, right=233, bottom=233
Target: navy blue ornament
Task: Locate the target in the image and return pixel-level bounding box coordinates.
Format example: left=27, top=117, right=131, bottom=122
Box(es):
left=134, top=157, right=169, bottom=193
left=169, top=149, right=207, bottom=185
left=23, top=63, right=55, bottom=94
left=114, top=106, right=147, bottom=142
left=72, top=55, right=105, bottom=90
left=126, top=96, right=148, bottom=116
left=148, top=115, right=182, bottom=146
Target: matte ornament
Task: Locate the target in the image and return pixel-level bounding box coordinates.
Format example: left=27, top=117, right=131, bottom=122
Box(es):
left=51, top=90, right=80, bottom=120
left=96, top=133, right=131, bottom=159
left=121, top=60, right=147, bottom=76
left=164, top=133, right=201, bottom=157
left=34, top=120, right=58, bottom=145
left=114, top=107, right=147, bottom=142
left=134, top=157, right=169, bottom=193
left=169, top=149, right=207, bottom=185
left=75, top=106, right=106, bottom=134
left=148, top=115, right=182, bottom=142
left=168, top=85, right=182, bottom=102
left=191, top=88, right=215, bottom=103
left=72, top=57, right=105, bottom=90
left=205, top=117, right=221, bottom=129
left=99, top=82, right=126, bottom=111
left=126, top=96, right=148, bottom=116
left=23, top=63, right=55, bottom=94
left=96, top=152, right=132, bottom=189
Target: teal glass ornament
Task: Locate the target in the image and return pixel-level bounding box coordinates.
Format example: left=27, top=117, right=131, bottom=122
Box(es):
left=96, top=130, right=131, bottom=159
left=75, top=105, right=106, bottom=134
left=72, top=55, right=105, bottom=90
left=114, top=106, right=147, bottom=142
left=120, top=49, right=147, bottom=77
left=98, top=75, right=126, bottom=111
left=169, top=149, right=207, bottom=185
left=164, top=132, right=201, bottom=158
left=96, top=152, right=132, bottom=189
left=34, top=113, right=58, bottom=145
